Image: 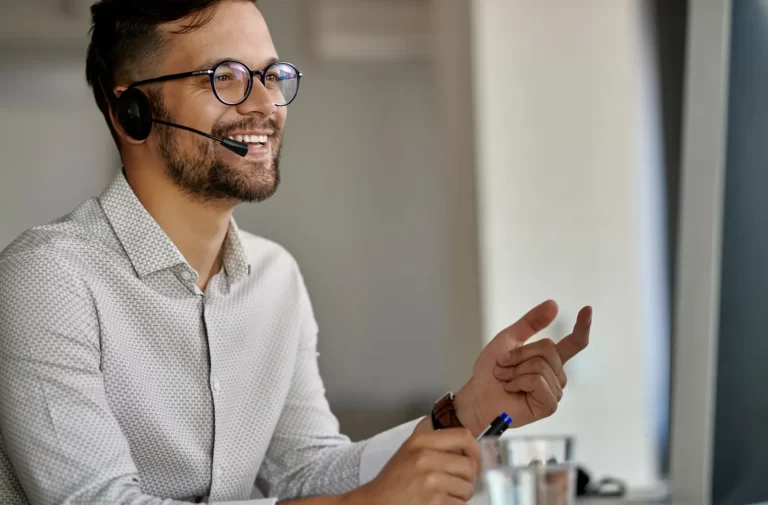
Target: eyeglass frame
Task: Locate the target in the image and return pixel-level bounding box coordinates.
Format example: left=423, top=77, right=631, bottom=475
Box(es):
left=126, top=59, right=303, bottom=107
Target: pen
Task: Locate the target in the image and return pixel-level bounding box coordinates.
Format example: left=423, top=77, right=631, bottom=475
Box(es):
left=477, top=412, right=512, bottom=440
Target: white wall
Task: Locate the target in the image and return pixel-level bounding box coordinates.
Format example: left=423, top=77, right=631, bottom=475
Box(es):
left=471, top=0, right=669, bottom=490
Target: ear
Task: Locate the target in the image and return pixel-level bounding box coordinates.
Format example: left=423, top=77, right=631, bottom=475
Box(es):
left=110, top=86, right=147, bottom=146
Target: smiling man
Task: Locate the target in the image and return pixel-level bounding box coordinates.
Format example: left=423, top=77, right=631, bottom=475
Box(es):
left=0, top=1, right=592, bottom=504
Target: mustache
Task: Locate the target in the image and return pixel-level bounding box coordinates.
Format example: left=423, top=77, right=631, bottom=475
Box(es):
left=211, top=117, right=281, bottom=138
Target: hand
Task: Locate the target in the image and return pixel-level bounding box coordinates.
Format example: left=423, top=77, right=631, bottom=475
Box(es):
left=346, top=428, right=481, bottom=505
left=455, top=300, right=592, bottom=434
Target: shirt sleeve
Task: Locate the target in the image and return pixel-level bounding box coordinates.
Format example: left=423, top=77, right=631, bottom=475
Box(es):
left=255, top=260, right=420, bottom=500
left=0, top=252, right=272, bottom=505
left=254, top=259, right=363, bottom=499
left=358, top=418, right=423, bottom=485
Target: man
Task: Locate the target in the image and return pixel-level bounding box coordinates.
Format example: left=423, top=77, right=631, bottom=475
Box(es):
left=0, top=1, right=592, bottom=504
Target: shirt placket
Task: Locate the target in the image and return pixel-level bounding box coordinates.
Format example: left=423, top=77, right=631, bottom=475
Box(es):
left=201, top=274, right=229, bottom=501
left=175, top=263, right=227, bottom=499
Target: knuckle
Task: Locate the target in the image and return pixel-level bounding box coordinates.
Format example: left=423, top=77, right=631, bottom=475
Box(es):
left=463, top=460, right=476, bottom=478
left=464, top=460, right=479, bottom=480
left=424, top=471, right=441, bottom=490
left=520, top=375, right=534, bottom=388
left=546, top=401, right=558, bottom=416
left=414, top=451, right=431, bottom=471
left=540, top=338, right=556, bottom=351
left=461, top=481, right=476, bottom=500
left=405, top=434, right=421, bottom=449
left=530, top=356, right=547, bottom=371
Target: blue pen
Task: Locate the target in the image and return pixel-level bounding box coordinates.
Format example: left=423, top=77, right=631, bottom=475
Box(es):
left=477, top=413, right=512, bottom=440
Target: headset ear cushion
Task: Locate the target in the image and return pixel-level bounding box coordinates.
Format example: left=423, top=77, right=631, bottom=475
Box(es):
left=116, top=88, right=152, bottom=141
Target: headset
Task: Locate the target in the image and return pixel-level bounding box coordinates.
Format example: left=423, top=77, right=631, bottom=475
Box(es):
left=97, top=75, right=249, bottom=157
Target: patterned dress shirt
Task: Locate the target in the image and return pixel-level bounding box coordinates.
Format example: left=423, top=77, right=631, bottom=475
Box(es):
left=0, top=170, right=417, bottom=505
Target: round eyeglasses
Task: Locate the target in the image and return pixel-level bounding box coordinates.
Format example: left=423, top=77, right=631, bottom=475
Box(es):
left=127, top=60, right=303, bottom=107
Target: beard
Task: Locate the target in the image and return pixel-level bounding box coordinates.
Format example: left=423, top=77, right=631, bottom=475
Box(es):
left=148, top=89, right=282, bottom=203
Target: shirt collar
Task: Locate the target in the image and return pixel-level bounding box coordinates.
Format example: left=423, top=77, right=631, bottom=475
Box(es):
left=221, top=218, right=250, bottom=284
left=99, top=170, right=250, bottom=284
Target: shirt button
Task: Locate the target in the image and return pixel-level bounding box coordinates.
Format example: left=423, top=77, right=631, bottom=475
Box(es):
left=215, top=465, right=224, bottom=479
left=212, top=378, right=222, bottom=393
left=180, top=270, right=193, bottom=281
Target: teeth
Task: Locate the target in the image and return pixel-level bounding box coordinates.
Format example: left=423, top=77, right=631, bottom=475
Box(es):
left=231, top=134, right=269, bottom=144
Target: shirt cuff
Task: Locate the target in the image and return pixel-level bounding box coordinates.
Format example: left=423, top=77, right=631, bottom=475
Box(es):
left=358, top=417, right=424, bottom=485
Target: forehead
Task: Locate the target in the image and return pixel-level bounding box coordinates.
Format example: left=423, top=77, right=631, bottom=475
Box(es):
left=160, top=1, right=278, bottom=71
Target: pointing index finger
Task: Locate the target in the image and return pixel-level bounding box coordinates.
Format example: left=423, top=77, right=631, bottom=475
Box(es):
left=555, top=306, right=592, bottom=364
left=496, top=300, right=559, bottom=346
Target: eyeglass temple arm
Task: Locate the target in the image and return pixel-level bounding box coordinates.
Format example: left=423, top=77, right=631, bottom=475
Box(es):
left=129, top=70, right=211, bottom=89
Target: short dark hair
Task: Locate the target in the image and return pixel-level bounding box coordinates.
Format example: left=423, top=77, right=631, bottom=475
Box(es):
left=85, top=0, right=256, bottom=146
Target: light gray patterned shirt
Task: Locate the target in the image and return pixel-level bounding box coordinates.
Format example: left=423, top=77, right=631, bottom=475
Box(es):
left=0, top=170, right=416, bottom=505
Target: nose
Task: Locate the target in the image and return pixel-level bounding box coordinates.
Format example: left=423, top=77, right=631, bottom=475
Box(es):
left=236, top=76, right=277, bottom=118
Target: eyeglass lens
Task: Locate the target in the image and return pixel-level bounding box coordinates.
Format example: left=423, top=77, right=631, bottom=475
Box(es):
left=213, top=62, right=299, bottom=106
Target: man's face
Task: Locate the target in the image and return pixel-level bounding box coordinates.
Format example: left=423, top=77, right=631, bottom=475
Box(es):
left=146, top=1, right=287, bottom=203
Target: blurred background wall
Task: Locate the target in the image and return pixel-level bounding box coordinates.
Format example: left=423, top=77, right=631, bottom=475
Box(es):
left=235, top=0, right=483, bottom=441
left=0, top=0, right=693, bottom=497
left=471, top=0, right=672, bottom=491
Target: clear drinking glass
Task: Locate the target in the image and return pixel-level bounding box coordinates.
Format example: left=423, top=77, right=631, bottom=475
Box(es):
left=479, top=436, right=576, bottom=505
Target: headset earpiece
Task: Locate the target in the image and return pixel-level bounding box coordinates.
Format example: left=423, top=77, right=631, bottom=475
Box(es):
left=96, top=73, right=248, bottom=157
left=116, top=88, right=153, bottom=141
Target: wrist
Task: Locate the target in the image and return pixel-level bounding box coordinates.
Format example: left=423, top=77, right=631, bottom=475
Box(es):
left=412, top=416, right=434, bottom=435
left=454, top=379, right=486, bottom=436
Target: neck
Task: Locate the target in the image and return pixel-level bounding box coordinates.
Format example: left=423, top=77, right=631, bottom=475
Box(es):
left=123, top=163, right=234, bottom=291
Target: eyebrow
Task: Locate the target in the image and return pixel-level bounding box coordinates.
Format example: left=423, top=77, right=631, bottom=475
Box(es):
left=195, top=56, right=281, bottom=71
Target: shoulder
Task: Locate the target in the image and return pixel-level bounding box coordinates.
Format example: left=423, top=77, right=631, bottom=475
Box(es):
left=1, top=198, right=117, bottom=273
left=0, top=239, right=100, bottom=359
left=0, top=199, right=111, bottom=305
left=237, top=230, right=316, bottom=325
left=238, top=229, right=302, bottom=277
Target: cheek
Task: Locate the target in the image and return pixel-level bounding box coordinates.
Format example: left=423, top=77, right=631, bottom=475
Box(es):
left=163, top=88, right=223, bottom=135
left=276, top=107, right=288, bottom=132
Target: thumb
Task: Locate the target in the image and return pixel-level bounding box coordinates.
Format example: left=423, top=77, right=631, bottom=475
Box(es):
left=492, top=300, right=559, bottom=346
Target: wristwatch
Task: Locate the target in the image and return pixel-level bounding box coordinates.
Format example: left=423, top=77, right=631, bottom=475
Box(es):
left=431, top=391, right=464, bottom=430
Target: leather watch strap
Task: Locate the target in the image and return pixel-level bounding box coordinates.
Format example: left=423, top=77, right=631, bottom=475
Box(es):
left=431, top=391, right=464, bottom=430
